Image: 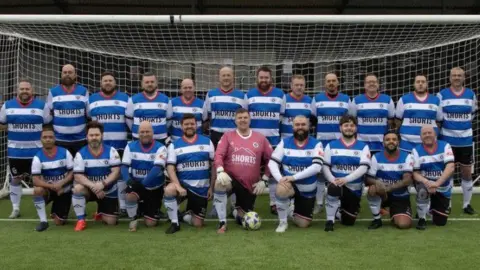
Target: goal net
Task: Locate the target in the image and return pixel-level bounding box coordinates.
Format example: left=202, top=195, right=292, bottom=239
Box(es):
left=0, top=15, right=479, bottom=197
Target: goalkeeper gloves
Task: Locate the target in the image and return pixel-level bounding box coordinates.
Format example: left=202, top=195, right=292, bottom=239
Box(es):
left=252, top=175, right=269, bottom=195
left=216, top=167, right=232, bottom=186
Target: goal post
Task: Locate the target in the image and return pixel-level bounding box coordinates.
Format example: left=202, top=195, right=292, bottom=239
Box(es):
left=0, top=14, right=479, bottom=197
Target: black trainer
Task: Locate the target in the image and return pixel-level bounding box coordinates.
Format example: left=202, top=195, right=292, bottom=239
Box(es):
left=270, top=205, right=278, bottom=215
left=368, top=218, right=383, bottom=230
left=35, top=221, right=49, bottom=232
left=416, top=218, right=427, bottom=230
left=165, top=222, right=180, bottom=234
left=463, top=204, right=475, bottom=215
left=324, top=220, right=334, bottom=232
left=119, top=209, right=128, bottom=218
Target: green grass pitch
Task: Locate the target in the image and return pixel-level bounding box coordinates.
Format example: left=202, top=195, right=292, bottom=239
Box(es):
left=0, top=194, right=479, bottom=270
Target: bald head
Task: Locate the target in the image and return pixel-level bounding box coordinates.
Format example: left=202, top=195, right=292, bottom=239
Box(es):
left=138, top=121, right=154, bottom=144
left=420, top=125, right=437, bottom=146
left=324, top=73, right=339, bottom=94
left=450, top=67, right=465, bottom=89
left=219, top=66, right=234, bottom=90
left=61, top=64, right=76, bottom=87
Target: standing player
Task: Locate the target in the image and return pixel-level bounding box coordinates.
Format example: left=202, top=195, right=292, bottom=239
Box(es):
left=71, top=121, right=121, bottom=231
left=412, top=125, right=455, bottom=229
left=167, top=78, right=204, bottom=141
left=0, top=79, right=51, bottom=218
left=350, top=74, right=395, bottom=153
left=122, top=121, right=167, bottom=232
left=213, top=108, right=272, bottom=233
left=280, top=75, right=313, bottom=138
left=396, top=74, right=442, bottom=152
left=311, top=72, right=351, bottom=214
left=323, top=115, right=371, bottom=232
left=247, top=66, right=285, bottom=214
left=31, top=125, right=74, bottom=231
left=163, top=113, right=215, bottom=234
left=126, top=72, right=169, bottom=144
left=268, top=116, right=323, bottom=233
left=47, top=64, right=89, bottom=156
left=437, top=67, right=477, bottom=214
left=366, top=131, right=413, bottom=230
left=88, top=71, right=130, bottom=216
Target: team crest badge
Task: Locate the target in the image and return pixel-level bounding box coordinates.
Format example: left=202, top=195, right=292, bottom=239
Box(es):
left=340, top=103, right=344, bottom=107
left=380, top=104, right=384, bottom=108
left=139, top=105, right=142, bottom=109
left=465, top=100, right=470, bottom=104
left=199, top=146, right=204, bottom=151
left=85, top=161, right=88, bottom=166
left=319, top=103, right=324, bottom=107
left=354, top=151, right=359, bottom=156
left=60, top=161, right=64, bottom=166
left=76, top=96, right=81, bottom=100
left=253, top=142, right=259, bottom=148
left=232, top=98, right=237, bottom=102
left=271, top=98, right=276, bottom=103
left=380, top=165, right=384, bottom=170
left=104, top=160, right=109, bottom=165
left=193, top=108, right=197, bottom=113
left=31, top=109, right=35, bottom=114
left=304, top=104, right=309, bottom=108
left=440, top=155, right=444, bottom=159
left=306, top=151, right=312, bottom=156
left=398, top=164, right=403, bottom=169
left=150, top=154, right=155, bottom=160
left=286, top=151, right=291, bottom=155
left=178, top=150, right=183, bottom=154
left=157, top=104, right=162, bottom=108
left=114, top=101, right=119, bottom=105
left=429, top=105, right=433, bottom=109
left=252, top=98, right=255, bottom=102
left=133, top=154, right=137, bottom=158
left=286, top=104, right=290, bottom=108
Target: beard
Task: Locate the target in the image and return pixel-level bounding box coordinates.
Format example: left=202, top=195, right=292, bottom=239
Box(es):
left=385, top=144, right=398, bottom=154
left=341, top=132, right=355, bottom=139
left=184, top=129, right=196, bottom=138
left=61, top=76, right=75, bottom=86
left=89, top=140, right=101, bottom=149
left=293, top=130, right=308, bottom=141
left=257, top=82, right=271, bottom=91
left=101, top=86, right=115, bottom=95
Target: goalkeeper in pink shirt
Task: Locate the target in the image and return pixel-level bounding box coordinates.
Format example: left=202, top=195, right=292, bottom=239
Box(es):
left=213, top=108, right=273, bottom=233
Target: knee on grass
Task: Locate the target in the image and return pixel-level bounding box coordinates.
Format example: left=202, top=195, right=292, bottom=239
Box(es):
left=164, top=183, right=177, bottom=197
left=393, top=216, right=412, bottom=229
left=275, top=182, right=294, bottom=198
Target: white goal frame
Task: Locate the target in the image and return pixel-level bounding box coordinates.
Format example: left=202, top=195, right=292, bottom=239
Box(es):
left=0, top=14, right=479, bottom=197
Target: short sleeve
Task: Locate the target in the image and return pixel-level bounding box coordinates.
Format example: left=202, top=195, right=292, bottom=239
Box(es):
left=349, top=98, right=357, bottom=117
left=472, top=93, right=478, bottom=114
left=0, top=103, right=6, bottom=124
left=125, top=98, right=134, bottom=118
left=154, top=145, right=168, bottom=167
left=280, top=95, right=286, bottom=115
left=436, top=101, right=443, bottom=122
left=66, top=150, right=74, bottom=170
left=31, top=156, right=42, bottom=175
left=43, top=102, right=52, bottom=124
left=166, top=143, right=177, bottom=165
left=443, top=143, right=455, bottom=164
left=387, top=98, right=395, bottom=118
left=395, top=97, right=404, bottom=119
left=241, top=93, right=248, bottom=109
left=46, top=91, right=53, bottom=111
left=204, top=92, right=211, bottom=114
left=412, top=149, right=421, bottom=170
left=166, top=100, right=173, bottom=120
left=404, top=154, right=414, bottom=173
left=202, top=100, right=209, bottom=121
left=73, top=152, right=85, bottom=173
left=208, top=140, right=215, bottom=161
left=270, top=140, right=285, bottom=164
left=122, top=145, right=132, bottom=166
left=360, top=145, right=371, bottom=167
left=310, top=97, right=317, bottom=117
left=109, top=147, right=121, bottom=167
left=313, top=141, right=324, bottom=165
left=367, top=155, right=378, bottom=177
left=323, top=144, right=332, bottom=166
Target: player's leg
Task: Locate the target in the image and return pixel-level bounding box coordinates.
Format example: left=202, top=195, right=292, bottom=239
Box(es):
left=98, top=196, right=119, bottom=225
left=325, top=183, right=342, bottom=232
left=116, top=150, right=127, bottom=217
left=33, top=186, right=49, bottom=231
left=213, top=177, right=232, bottom=233
left=51, top=191, right=72, bottom=226
left=366, top=185, right=383, bottom=230
left=183, top=190, right=208, bottom=228
left=143, top=186, right=164, bottom=228
left=231, top=179, right=257, bottom=222
left=457, top=146, right=475, bottom=214
left=415, top=183, right=430, bottom=230
left=339, top=187, right=361, bottom=226
left=314, top=175, right=325, bottom=214
left=8, top=158, right=32, bottom=218
left=125, top=182, right=141, bottom=231
left=291, top=186, right=315, bottom=229
left=71, top=184, right=92, bottom=231
left=430, top=192, right=449, bottom=227
left=163, top=183, right=181, bottom=234
left=275, top=181, right=295, bottom=233
left=390, top=197, right=412, bottom=229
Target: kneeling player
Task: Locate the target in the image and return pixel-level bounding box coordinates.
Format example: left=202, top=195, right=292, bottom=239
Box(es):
left=412, top=125, right=455, bottom=230
left=163, top=114, right=215, bottom=234
left=31, top=125, right=74, bottom=231
left=72, top=121, right=121, bottom=231
left=323, top=115, right=371, bottom=232
left=213, top=108, right=272, bottom=233
left=366, top=131, right=413, bottom=230
left=122, top=121, right=167, bottom=231
left=268, top=116, right=323, bottom=233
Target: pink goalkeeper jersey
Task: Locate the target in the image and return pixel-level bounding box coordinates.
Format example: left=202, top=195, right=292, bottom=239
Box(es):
left=214, top=129, right=272, bottom=193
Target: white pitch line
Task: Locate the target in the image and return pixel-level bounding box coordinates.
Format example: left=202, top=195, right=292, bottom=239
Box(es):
left=0, top=218, right=479, bottom=222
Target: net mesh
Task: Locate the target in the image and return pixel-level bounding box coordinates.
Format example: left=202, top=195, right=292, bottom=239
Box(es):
left=0, top=20, right=479, bottom=195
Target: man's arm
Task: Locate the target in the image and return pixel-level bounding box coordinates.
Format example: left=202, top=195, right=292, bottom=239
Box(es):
left=125, top=97, right=133, bottom=131
left=166, top=143, right=181, bottom=186
left=411, top=148, right=431, bottom=185
left=267, top=140, right=285, bottom=182
left=387, top=172, right=413, bottom=192
left=54, top=150, right=75, bottom=188
left=31, top=156, right=54, bottom=189
left=343, top=145, right=371, bottom=182
left=213, top=132, right=229, bottom=171
left=73, top=152, right=95, bottom=189
left=435, top=144, right=455, bottom=186
left=0, top=103, right=7, bottom=130
left=387, top=98, right=395, bottom=130
left=291, top=142, right=323, bottom=181
left=321, top=144, right=336, bottom=183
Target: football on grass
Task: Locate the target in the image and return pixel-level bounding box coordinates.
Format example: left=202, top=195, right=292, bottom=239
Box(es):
left=242, top=211, right=262, bottom=230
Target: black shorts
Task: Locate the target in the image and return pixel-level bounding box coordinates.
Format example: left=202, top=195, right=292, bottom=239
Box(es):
left=452, top=146, right=473, bottom=166
left=45, top=190, right=72, bottom=220
left=386, top=196, right=412, bottom=219
left=126, top=181, right=163, bottom=220
left=9, top=158, right=32, bottom=181
left=116, top=149, right=124, bottom=160
left=55, top=140, right=86, bottom=156
left=210, top=130, right=224, bottom=149
left=230, top=178, right=256, bottom=213
left=179, top=188, right=208, bottom=219
left=339, top=186, right=361, bottom=219
left=86, top=189, right=119, bottom=217
left=292, top=185, right=315, bottom=220
left=430, top=192, right=450, bottom=217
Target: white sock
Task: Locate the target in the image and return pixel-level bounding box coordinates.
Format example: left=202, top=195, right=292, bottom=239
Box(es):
left=183, top=213, right=193, bottom=225
left=72, top=194, right=86, bottom=220
left=125, top=200, right=138, bottom=219
left=269, top=180, right=277, bottom=206
left=276, top=196, right=290, bottom=223
left=416, top=196, right=429, bottom=220
left=34, top=196, right=47, bottom=222
left=326, top=195, right=340, bottom=222
left=10, top=184, right=22, bottom=211
left=461, top=179, right=473, bottom=208
left=214, top=191, right=227, bottom=223
left=316, top=181, right=325, bottom=207
left=367, top=195, right=382, bottom=219
left=164, top=196, right=178, bottom=224
left=117, top=180, right=127, bottom=210
left=230, top=193, right=236, bottom=208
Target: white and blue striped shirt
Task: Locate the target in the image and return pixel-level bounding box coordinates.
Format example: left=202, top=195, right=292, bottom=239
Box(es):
left=204, top=88, right=246, bottom=133
left=167, top=96, right=205, bottom=140
left=281, top=93, right=313, bottom=138
left=126, top=91, right=169, bottom=140
left=122, top=140, right=167, bottom=186
left=31, top=146, right=74, bottom=193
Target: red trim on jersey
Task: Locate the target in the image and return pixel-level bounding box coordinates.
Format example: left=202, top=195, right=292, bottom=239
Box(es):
left=413, top=92, right=429, bottom=103
left=364, top=92, right=380, bottom=101
left=325, top=91, right=339, bottom=101
left=340, top=138, right=356, bottom=149
left=423, top=142, right=438, bottom=155
left=289, top=92, right=304, bottom=101
left=100, top=90, right=117, bottom=99
left=220, top=88, right=234, bottom=94
left=257, top=87, right=273, bottom=96
left=449, top=87, right=465, bottom=98
left=294, top=137, right=308, bottom=149
left=383, top=150, right=400, bottom=162
left=142, top=90, right=159, bottom=101
left=183, top=134, right=198, bottom=144
left=181, top=96, right=195, bottom=106
left=61, top=84, right=76, bottom=94
left=140, top=142, right=155, bottom=152
left=16, top=97, right=34, bottom=107
left=43, top=146, right=58, bottom=159
left=88, top=145, right=104, bottom=158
